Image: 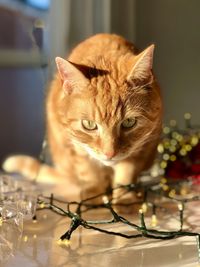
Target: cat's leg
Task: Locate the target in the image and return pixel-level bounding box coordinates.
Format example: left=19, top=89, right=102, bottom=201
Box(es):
left=3, top=155, right=63, bottom=182
left=3, top=155, right=42, bottom=179
left=112, top=160, right=143, bottom=213
left=2, top=155, right=80, bottom=198
left=76, top=157, right=112, bottom=203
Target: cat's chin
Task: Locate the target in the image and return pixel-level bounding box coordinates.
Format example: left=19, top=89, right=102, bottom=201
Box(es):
left=99, top=155, right=129, bottom=166
left=100, top=160, right=117, bottom=166
left=82, top=145, right=130, bottom=166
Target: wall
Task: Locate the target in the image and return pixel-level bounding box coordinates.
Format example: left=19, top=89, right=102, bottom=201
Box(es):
left=135, top=0, right=200, bottom=126
left=0, top=5, right=46, bottom=164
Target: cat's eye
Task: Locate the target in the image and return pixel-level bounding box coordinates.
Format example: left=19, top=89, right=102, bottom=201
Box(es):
left=121, top=118, right=136, bottom=129
left=82, top=120, right=97, bottom=131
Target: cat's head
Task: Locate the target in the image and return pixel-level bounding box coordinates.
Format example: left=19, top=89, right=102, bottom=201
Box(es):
left=55, top=45, right=162, bottom=166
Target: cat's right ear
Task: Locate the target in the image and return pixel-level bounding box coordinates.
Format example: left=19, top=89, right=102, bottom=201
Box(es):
left=126, top=45, right=154, bottom=87
left=55, top=57, right=89, bottom=94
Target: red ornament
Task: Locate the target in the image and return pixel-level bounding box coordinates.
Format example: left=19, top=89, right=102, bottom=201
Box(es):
left=189, top=143, right=200, bottom=163
left=166, top=160, right=188, bottom=179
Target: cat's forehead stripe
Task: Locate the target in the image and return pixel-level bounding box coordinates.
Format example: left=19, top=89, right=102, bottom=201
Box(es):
left=93, top=88, right=123, bottom=124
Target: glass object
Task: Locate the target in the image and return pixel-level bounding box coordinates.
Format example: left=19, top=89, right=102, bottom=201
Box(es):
left=0, top=174, right=39, bottom=262
left=0, top=201, right=23, bottom=262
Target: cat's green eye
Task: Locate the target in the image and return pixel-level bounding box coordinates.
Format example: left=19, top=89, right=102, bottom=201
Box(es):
left=121, top=118, right=136, bottom=129
left=82, top=120, right=97, bottom=131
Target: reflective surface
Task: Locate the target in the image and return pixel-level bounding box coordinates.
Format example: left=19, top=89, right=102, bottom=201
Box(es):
left=1, top=204, right=200, bottom=267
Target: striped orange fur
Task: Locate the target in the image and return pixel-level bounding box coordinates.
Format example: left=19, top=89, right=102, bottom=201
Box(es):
left=3, top=34, right=163, bottom=204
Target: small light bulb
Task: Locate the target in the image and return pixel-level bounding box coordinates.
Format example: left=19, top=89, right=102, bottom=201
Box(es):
left=164, top=140, right=170, bottom=149
left=139, top=208, right=143, bottom=214
left=169, top=120, right=177, bottom=127
left=184, top=113, right=191, bottom=120
left=151, top=214, right=158, bottom=227
left=150, top=169, right=159, bottom=177
left=137, top=192, right=143, bottom=198
left=176, top=134, right=183, bottom=142
left=162, top=184, right=169, bottom=191
left=39, top=202, right=45, bottom=209
left=102, top=196, right=109, bottom=204
left=191, top=136, right=199, bottom=146
left=23, top=235, right=28, bottom=242
left=178, top=203, right=183, bottom=211
left=163, top=127, right=170, bottom=134
left=57, top=239, right=70, bottom=246
left=169, top=146, right=176, bottom=153
left=141, top=203, right=148, bottom=213
left=161, top=177, right=167, bottom=184
left=0, top=217, right=3, bottom=226
left=57, top=239, right=62, bottom=245
left=169, top=189, right=176, bottom=198
left=157, top=144, right=164, bottom=153
left=180, top=186, right=188, bottom=196
left=63, top=239, right=71, bottom=246
left=170, top=155, right=177, bottom=161
left=163, top=153, right=170, bottom=161
left=160, top=161, right=167, bottom=169
left=179, top=148, right=187, bottom=156
left=185, top=144, right=192, bottom=151
left=170, top=139, right=177, bottom=146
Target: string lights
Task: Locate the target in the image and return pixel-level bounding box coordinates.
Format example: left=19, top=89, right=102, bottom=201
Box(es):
left=35, top=179, right=200, bottom=248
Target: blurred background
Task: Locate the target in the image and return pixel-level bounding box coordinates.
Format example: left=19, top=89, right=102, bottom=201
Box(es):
left=0, top=0, right=199, bottom=165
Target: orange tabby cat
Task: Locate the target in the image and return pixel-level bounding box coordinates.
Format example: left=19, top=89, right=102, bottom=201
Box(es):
left=3, top=34, right=162, bottom=203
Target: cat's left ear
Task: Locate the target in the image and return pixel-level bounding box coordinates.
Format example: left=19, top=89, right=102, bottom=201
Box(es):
left=127, top=45, right=154, bottom=87
left=55, top=57, right=89, bottom=94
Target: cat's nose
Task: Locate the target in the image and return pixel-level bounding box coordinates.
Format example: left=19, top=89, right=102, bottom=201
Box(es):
left=104, top=151, right=116, bottom=160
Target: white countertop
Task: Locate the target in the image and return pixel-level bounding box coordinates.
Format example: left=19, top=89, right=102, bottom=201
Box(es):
left=1, top=201, right=200, bottom=267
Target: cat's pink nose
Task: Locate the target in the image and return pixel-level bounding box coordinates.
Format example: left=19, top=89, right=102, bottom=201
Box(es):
left=104, top=151, right=116, bottom=159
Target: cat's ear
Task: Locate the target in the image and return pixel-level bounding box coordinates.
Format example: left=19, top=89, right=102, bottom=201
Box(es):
left=127, top=45, right=154, bottom=87
left=55, top=57, right=89, bottom=94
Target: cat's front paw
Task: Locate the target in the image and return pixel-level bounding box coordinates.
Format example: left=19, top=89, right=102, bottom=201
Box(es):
left=112, top=188, right=143, bottom=214
left=80, top=185, right=105, bottom=205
